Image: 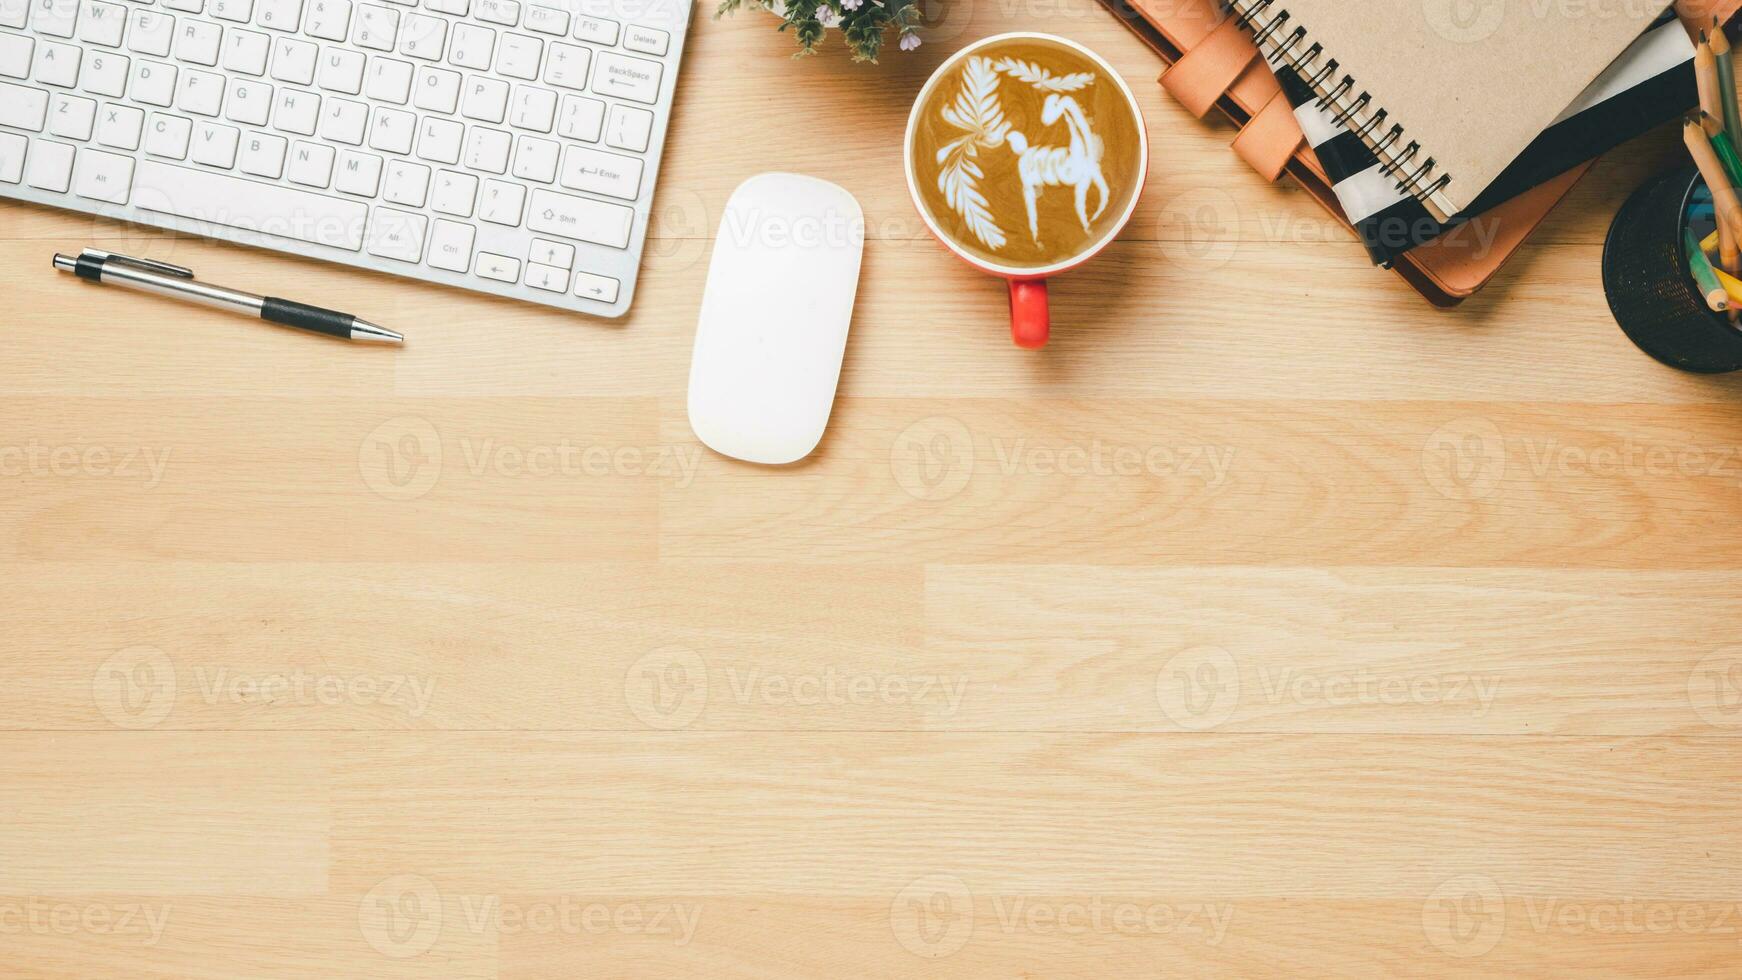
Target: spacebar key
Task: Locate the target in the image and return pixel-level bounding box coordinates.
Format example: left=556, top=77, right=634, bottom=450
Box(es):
left=133, top=162, right=367, bottom=251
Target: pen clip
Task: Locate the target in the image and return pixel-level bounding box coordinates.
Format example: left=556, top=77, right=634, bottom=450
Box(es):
left=81, top=248, right=195, bottom=279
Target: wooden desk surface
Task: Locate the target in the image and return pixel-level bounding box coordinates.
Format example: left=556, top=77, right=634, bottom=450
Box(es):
left=5, top=2, right=1742, bottom=975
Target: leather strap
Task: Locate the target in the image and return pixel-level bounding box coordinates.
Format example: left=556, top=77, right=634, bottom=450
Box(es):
left=1159, top=14, right=1259, bottom=118
left=1230, top=90, right=1304, bottom=181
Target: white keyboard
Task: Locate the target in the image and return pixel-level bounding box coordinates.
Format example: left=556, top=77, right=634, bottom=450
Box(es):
left=0, top=0, right=690, bottom=316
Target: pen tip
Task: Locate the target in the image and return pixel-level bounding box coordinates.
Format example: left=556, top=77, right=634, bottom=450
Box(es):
left=350, top=319, right=404, bottom=344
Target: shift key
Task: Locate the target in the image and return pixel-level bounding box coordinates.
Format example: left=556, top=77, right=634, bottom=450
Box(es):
left=527, top=188, right=634, bottom=249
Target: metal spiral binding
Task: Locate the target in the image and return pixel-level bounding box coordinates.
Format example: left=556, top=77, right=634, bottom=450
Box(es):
left=1227, top=0, right=1452, bottom=208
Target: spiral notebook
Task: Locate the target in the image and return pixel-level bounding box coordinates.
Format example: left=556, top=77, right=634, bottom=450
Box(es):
left=1228, top=0, right=1674, bottom=222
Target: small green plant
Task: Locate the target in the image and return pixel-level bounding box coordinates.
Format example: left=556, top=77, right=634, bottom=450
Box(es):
left=717, top=0, right=923, bottom=62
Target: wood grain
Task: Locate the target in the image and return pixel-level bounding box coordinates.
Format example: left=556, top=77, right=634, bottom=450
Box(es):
left=3, top=0, right=1741, bottom=975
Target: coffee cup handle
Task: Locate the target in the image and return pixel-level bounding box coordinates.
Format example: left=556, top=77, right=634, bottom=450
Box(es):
left=1008, top=279, right=1049, bottom=349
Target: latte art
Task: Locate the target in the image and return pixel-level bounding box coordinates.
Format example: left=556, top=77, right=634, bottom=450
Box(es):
left=909, top=37, right=1144, bottom=270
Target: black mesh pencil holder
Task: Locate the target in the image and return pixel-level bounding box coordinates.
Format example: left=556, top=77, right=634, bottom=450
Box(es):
left=1603, top=167, right=1742, bottom=373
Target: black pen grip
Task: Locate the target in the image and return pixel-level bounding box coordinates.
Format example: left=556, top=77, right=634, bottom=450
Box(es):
left=261, top=296, right=353, bottom=338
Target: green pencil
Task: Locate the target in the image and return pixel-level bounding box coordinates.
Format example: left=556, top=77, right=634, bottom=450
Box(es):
left=1712, top=21, right=1742, bottom=144
left=1705, top=113, right=1742, bottom=187
left=1687, top=225, right=1729, bottom=312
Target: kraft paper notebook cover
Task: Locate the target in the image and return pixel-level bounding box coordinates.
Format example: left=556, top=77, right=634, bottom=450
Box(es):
left=1228, top=0, right=1671, bottom=222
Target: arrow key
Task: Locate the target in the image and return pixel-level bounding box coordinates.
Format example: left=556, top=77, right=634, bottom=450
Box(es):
left=572, top=270, right=618, bottom=304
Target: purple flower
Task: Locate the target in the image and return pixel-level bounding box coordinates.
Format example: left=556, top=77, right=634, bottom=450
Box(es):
left=841, top=0, right=862, bottom=9
left=816, top=5, right=837, bottom=25
left=899, top=32, right=920, bottom=51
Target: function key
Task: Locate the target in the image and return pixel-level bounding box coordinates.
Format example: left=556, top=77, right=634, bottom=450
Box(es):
left=572, top=15, right=616, bottom=45
left=622, top=24, right=666, bottom=56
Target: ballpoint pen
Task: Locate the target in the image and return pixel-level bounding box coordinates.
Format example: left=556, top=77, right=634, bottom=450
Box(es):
left=51, top=249, right=403, bottom=344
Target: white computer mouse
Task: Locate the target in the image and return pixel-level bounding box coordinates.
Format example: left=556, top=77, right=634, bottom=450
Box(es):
left=687, top=173, right=864, bottom=464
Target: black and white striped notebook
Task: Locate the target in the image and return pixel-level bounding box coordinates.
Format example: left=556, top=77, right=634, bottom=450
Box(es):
left=1272, top=14, right=1696, bottom=267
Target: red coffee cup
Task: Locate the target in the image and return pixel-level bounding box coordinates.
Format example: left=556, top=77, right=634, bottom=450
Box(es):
left=904, top=32, right=1149, bottom=349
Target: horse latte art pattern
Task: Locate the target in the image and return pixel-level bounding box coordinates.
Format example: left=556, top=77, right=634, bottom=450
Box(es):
left=933, top=55, right=1112, bottom=256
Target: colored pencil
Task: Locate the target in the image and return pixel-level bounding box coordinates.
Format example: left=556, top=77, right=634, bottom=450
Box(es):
left=1712, top=265, right=1742, bottom=306
left=1699, top=34, right=1726, bottom=129
left=1708, top=114, right=1742, bottom=187
left=1684, top=117, right=1742, bottom=273
left=1687, top=226, right=1730, bottom=310
left=1712, top=21, right=1742, bottom=144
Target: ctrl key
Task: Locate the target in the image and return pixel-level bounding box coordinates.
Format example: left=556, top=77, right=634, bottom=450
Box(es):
left=573, top=270, right=619, bottom=305
left=0, top=132, right=25, bottom=184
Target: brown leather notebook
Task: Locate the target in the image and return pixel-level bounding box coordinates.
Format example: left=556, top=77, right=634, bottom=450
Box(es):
left=1102, top=0, right=1736, bottom=305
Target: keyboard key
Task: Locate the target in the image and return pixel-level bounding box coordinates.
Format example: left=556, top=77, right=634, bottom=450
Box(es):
left=494, top=31, right=538, bottom=80
left=237, top=129, right=285, bottom=176
left=221, top=27, right=268, bottom=74
left=591, top=50, right=659, bottom=104
left=272, top=87, right=318, bottom=133
left=427, top=217, right=474, bottom=270
left=542, top=40, right=586, bottom=90
left=364, top=205, right=425, bottom=261
left=25, top=138, right=74, bottom=190
left=208, top=0, right=252, bottom=22
left=319, top=95, right=365, bottom=142
left=526, top=186, right=631, bottom=248
left=474, top=250, right=517, bottom=281
left=509, top=84, right=552, bottom=132
left=0, top=31, right=31, bottom=78
left=31, top=0, right=80, bottom=37
left=414, top=114, right=460, bottom=163
left=462, top=124, right=508, bottom=172
left=555, top=93, right=600, bottom=141
left=556, top=143, right=638, bottom=199
left=528, top=237, right=569, bottom=267
left=269, top=36, right=316, bottom=84
left=605, top=102, right=651, bottom=152
left=224, top=76, right=270, bottom=124
left=380, top=157, right=426, bottom=205
left=126, top=9, right=175, bottom=57
left=425, top=0, right=465, bottom=13
left=623, top=24, right=667, bottom=56
left=448, top=22, right=493, bottom=70
left=130, top=59, right=175, bottom=104
left=476, top=175, right=519, bottom=223
left=285, top=138, right=332, bottom=185
left=510, top=133, right=553, bottom=181
left=366, top=103, right=412, bottom=152
left=411, top=65, right=458, bottom=113
left=177, top=67, right=224, bottom=114
left=0, top=130, right=24, bottom=182
left=174, top=19, right=221, bottom=65
left=188, top=118, right=236, bottom=165
left=0, top=79, right=49, bottom=129
left=332, top=146, right=380, bottom=193
left=71, top=145, right=133, bottom=200
left=94, top=102, right=143, bottom=147
left=133, top=158, right=367, bottom=248
left=352, top=3, right=395, bottom=50
left=571, top=269, right=617, bottom=303
left=474, top=0, right=515, bottom=25
left=48, top=91, right=97, bottom=139
left=460, top=74, right=505, bottom=121
left=523, top=4, right=563, bottom=35
left=398, top=12, right=444, bottom=60
left=571, top=15, right=615, bottom=45
left=0, top=0, right=21, bottom=28
left=252, top=0, right=300, bottom=30
left=163, top=0, right=205, bottom=11
left=304, top=0, right=349, bottom=41
left=425, top=218, right=473, bottom=269
left=33, top=39, right=81, bottom=86
left=78, top=0, right=127, bottom=47
left=363, top=54, right=410, bottom=102
left=81, top=50, right=128, bottom=94
left=524, top=260, right=565, bottom=291
left=428, top=168, right=473, bottom=214
left=316, top=46, right=364, bottom=93
left=142, top=110, right=191, bottom=156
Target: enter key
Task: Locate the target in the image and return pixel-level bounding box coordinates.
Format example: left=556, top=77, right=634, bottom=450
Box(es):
left=558, top=144, right=643, bottom=201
